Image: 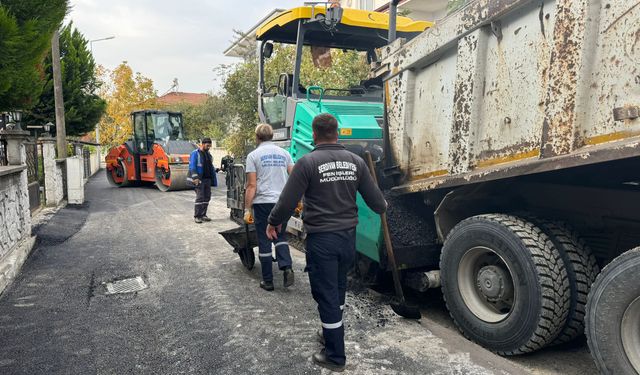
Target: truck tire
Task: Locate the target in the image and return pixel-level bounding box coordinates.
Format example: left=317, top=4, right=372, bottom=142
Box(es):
left=440, top=214, right=570, bottom=355
left=532, top=220, right=599, bottom=345
left=586, top=247, right=640, bottom=375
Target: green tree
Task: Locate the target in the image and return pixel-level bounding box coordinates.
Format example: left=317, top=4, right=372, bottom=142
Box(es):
left=447, top=0, right=469, bottom=15
left=24, top=22, right=106, bottom=136
left=216, top=59, right=259, bottom=156
left=159, top=95, right=229, bottom=142
left=217, top=43, right=369, bottom=156
left=0, top=0, right=68, bottom=111
left=257, top=44, right=370, bottom=92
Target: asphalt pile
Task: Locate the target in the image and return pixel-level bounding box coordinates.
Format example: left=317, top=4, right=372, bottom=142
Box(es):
left=384, top=192, right=437, bottom=248
left=345, top=277, right=397, bottom=330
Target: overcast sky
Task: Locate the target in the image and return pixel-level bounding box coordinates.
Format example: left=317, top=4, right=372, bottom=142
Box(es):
left=68, top=0, right=302, bottom=95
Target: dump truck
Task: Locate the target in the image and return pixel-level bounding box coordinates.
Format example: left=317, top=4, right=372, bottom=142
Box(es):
left=105, top=110, right=196, bottom=191
left=227, top=5, right=432, bottom=262
left=369, top=0, right=640, bottom=372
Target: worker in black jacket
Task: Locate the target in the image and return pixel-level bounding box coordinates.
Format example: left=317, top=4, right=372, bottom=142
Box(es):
left=267, top=113, right=386, bottom=372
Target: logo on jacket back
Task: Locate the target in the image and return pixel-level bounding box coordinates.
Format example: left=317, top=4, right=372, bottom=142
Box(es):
left=318, top=161, right=357, bottom=183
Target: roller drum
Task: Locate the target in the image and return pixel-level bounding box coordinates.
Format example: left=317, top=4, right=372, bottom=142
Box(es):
left=156, top=164, right=190, bottom=192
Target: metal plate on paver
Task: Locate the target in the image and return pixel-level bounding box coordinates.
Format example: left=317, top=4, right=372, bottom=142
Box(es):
left=104, top=276, right=148, bottom=295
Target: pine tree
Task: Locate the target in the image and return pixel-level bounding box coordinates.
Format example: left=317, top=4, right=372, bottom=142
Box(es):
left=0, top=0, right=68, bottom=111
left=25, top=23, right=107, bottom=136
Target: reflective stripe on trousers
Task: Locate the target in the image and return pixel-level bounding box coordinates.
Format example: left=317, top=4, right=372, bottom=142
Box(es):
left=194, top=178, right=211, bottom=218
left=252, top=203, right=292, bottom=282
left=322, top=320, right=343, bottom=329
left=306, top=229, right=356, bottom=366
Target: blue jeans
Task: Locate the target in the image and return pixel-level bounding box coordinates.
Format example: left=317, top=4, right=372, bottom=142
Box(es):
left=306, top=229, right=356, bottom=365
left=253, top=203, right=292, bottom=282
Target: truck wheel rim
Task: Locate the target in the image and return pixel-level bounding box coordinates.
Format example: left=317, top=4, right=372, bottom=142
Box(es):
left=458, top=246, right=515, bottom=323
left=621, top=295, right=640, bottom=372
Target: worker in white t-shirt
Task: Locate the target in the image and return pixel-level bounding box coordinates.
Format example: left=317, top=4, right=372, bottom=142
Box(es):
left=244, top=124, right=295, bottom=291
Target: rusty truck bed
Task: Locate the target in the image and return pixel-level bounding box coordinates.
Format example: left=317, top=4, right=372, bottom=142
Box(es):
left=376, top=0, right=640, bottom=194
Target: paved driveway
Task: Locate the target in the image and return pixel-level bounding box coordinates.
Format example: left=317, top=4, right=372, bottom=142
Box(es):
left=0, top=172, right=594, bottom=374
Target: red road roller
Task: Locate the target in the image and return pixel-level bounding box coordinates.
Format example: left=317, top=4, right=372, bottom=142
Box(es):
left=105, top=110, right=196, bottom=191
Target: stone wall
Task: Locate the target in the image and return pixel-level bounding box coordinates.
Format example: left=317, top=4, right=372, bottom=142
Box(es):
left=55, top=160, right=65, bottom=202
left=0, top=168, right=31, bottom=259
left=0, top=131, right=35, bottom=294
left=42, top=139, right=66, bottom=206
left=89, top=150, right=100, bottom=177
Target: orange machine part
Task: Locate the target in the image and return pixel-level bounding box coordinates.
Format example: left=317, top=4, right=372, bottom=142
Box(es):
left=105, top=143, right=191, bottom=190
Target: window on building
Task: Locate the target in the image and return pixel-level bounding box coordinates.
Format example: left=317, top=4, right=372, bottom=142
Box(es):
left=359, top=0, right=374, bottom=10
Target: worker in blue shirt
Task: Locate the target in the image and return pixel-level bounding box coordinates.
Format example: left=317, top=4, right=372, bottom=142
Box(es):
left=188, top=138, right=217, bottom=223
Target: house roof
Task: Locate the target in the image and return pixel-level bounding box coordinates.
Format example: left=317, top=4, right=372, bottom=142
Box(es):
left=78, top=133, right=99, bottom=145
left=157, top=92, right=209, bottom=106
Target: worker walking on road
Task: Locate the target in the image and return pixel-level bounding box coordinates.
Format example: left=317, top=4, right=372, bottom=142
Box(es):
left=189, top=138, right=217, bottom=223
left=245, top=124, right=295, bottom=291
left=266, top=114, right=386, bottom=372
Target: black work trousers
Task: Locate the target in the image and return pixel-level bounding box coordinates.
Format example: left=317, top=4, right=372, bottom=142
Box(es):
left=306, top=229, right=356, bottom=366
left=253, top=203, right=293, bottom=282
left=194, top=178, right=212, bottom=218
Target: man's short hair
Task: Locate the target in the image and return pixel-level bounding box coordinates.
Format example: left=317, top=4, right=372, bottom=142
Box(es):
left=202, top=137, right=212, bottom=144
left=255, top=123, right=274, bottom=142
left=312, top=113, right=338, bottom=142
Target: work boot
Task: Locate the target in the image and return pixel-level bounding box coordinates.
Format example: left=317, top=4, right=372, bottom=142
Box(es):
left=283, top=267, right=294, bottom=287
left=201, top=216, right=212, bottom=222
left=312, top=350, right=345, bottom=372
left=260, top=281, right=274, bottom=291
left=316, top=328, right=325, bottom=345
left=194, top=217, right=203, bottom=224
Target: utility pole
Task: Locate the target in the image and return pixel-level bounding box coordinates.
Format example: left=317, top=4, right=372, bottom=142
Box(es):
left=52, top=29, right=67, bottom=158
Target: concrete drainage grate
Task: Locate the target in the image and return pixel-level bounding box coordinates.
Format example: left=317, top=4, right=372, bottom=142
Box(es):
left=104, top=276, right=148, bottom=295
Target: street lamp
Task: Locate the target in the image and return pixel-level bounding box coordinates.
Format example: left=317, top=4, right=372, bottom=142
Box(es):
left=26, top=121, right=54, bottom=138
left=88, top=35, right=115, bottom=150
left=89, top=35, right=115, bottom=53
left=7, top=110, right=23, bottom=131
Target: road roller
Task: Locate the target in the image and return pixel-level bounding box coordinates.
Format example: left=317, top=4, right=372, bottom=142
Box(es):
left=105, top=110, right=196, bottom=191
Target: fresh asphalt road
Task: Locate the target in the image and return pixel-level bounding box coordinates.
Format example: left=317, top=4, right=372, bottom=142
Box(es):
left=0, top=171, right=597, bottom=374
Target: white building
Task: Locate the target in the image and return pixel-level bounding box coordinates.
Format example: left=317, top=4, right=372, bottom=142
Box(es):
left=223, top=9, right=284, bottom=58
left=363, top=0, right=449, bottom=22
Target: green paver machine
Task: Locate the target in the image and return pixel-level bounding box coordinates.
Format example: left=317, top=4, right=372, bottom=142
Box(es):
left=226, top=3, right=432, bottom=273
